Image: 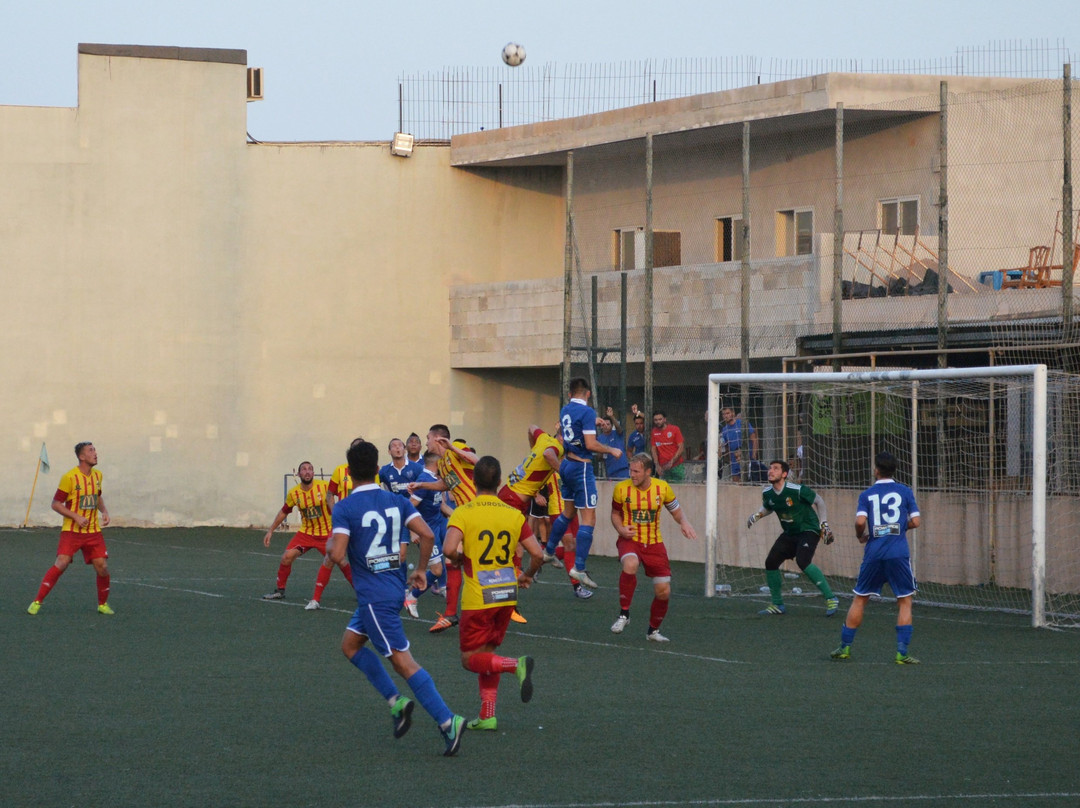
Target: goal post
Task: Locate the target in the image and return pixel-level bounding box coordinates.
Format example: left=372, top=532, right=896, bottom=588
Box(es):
left=703, top=364, right=1074, bottom=628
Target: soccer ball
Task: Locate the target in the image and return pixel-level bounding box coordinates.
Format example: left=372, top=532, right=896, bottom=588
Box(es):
left=501, top=42, right=526, bottom=67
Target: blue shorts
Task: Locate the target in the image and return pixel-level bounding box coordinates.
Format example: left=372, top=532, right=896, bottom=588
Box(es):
left=559, top=458, right=598, bottom=509
left=347, top=600, right=411, bottom=658
left=427, top=521, right=446, bottom=566
left=853, top=557, right=917, bottom=599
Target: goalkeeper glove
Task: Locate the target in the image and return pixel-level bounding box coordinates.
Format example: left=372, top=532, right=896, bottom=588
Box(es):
left=746, top=512, right=761, bottom=529
left=820, top=521, right=834, bottom=545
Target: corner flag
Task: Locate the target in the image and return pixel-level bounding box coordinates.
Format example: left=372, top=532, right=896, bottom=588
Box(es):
left=23, top=442, right=50, bottom=527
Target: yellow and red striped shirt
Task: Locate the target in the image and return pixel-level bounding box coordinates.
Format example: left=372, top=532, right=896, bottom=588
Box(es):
left=611, top=477, right=679, bottom=546
left=438, top=440, right=476, bottom=506
left=328, top=464, right=379, bottom=499
left=283, top=480, right=332, bottom=537
left=54, top=467, right=104, bottom=534
left=449, top=495, right=532, bottom=611
left=508, top=433, right=564, bottom=500
left=545, top=474, right=566, bottom=518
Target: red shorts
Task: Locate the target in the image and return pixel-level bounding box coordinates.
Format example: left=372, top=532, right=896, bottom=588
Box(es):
left=58, top=531, right=108, bottom=564
left=459, top=605, right=514, bottom=652
left=496, top=486, right=530, bottom=516
left=286, top=532, right=328, bottom=555
left=616, top=537, right=671, bottom=580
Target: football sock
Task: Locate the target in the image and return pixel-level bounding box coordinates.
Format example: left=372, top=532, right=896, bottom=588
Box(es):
left=341, top=564, right=354, bottom=586
left=479, top=673, right=499, bottom=720
left=465, top=653, right=521, bottom=675
left=765, top=569, right=783, bottom=604
left=96, top=573, right=110, bottom=606
left=841, top=625, right=857, bottom=647
left=406, top=668, right=453, bottom=726
left=649, top=596, right=669, bottom=630
left=444, top=566, right=462, bottom=618
left=574, top=525, right=594, bottom=570
left=275, top=563, right=292, bottom=591
left=803, top=564, right=835, bottom=599
left=349, top=647, right=398, bottom=702
left=619, top=572, right=637, bottom=611
left=545, top=515, right=571, bottom=555
left=312, top=565, right=332, bottom=601
left=436, top=567, right=447, bottom=588
left=35, top=565, right=64, bottom=603
left=896, top=624, right=913, bottom=655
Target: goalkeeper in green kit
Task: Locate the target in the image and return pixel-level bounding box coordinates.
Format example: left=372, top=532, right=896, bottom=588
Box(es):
left=746, top=460, right=839, bottom=616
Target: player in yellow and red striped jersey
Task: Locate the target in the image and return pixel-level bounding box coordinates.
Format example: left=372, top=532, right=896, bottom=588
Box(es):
left=498, top=426, right=564, bottom=514
left=28, top=442, right=114, bottom=616
left=609, top=452, right=698, bottom=642
left=407, top=425, right=478, bottom=632
left=442, top=455, right=544, bottom=731
left=262, top=461, right=353, bottom=609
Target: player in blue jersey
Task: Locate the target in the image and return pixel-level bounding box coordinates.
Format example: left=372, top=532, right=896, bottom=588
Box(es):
left=831, top=452, right=922, bottom=665
left=541, top=377, right=623, bottom=588
left=328, top=440, right=466, bottom=756
left=380, top=438, right=423, bottom=501
left=403, top=450, right=450, bottom=618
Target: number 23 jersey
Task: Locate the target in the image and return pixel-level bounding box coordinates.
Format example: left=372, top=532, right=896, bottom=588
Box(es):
left=448, top=495, right=533, bottom=610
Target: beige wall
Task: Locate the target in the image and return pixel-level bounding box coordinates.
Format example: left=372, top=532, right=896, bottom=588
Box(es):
left=1, top=48, right=563, bottom=527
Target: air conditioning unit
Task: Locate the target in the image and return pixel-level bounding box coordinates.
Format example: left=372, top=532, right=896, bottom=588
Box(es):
left=247, top=67, right=263, bottom=101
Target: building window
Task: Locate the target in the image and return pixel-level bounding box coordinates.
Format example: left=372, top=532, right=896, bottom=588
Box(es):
left=880, top=198, right=919, bottom=236
left=612, top=228, right=682, bottom=269
left=775, top=209, right=813, bottom=257
left=715, top=216, right=745, bottom=262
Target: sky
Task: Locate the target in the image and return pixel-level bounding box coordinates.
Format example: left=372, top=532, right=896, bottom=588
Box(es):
left=0, top=0, right=1077, bottom=142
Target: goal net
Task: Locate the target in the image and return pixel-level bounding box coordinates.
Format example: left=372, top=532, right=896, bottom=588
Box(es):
left=704, top=365, right=1080, bottom=628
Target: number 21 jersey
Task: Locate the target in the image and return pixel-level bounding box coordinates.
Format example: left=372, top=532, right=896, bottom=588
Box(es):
left=332, top=484, right=422, bottom=603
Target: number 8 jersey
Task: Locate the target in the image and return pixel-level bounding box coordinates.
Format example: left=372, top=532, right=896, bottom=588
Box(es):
left=448, top=494, right=533, bottom=611
left=856, top=479, right=919, bottom=562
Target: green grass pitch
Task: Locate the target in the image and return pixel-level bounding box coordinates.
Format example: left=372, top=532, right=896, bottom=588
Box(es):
left=3, top=527, right=1080, bottom=808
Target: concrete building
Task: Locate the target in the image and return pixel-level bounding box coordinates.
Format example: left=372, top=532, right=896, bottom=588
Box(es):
left=2, top=44, right=1073, bottom=542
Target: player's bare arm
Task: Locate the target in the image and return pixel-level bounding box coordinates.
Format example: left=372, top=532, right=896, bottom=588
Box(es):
left=584, top=432, right=621, bottom=459
left=51, top=498, right=90, bottom=529
left=408, top=514, right=435, bottom=589
left=328, top=529, right=348, bottom=565
left=97, top=495, right=110, bottom=527
left=855, top=514, right=869, bottom=544
left=407, top=479, right=448, bottom=494
left=672, top=507, right=697, bottom=540
left=442, top=526, right=464, bottom=566
left=263, top=508, right=288, bottom=547
left=517, top=531, right=544, bottom=587
left=438, top=436, right=478, bottom=465
left=610, top=502, right=634, bottom=540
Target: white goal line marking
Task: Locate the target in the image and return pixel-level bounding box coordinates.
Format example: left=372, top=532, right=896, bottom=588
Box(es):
left=434, top=792, right=1080, bottom=808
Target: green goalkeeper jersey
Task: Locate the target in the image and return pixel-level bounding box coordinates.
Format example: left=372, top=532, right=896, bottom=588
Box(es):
left=761, top=482, right=820, bottom=535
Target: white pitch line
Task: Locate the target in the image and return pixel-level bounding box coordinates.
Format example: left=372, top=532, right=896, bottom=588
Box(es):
left=431, top=792, right=1080, bottom=808
left=508, top=628, right=747, bottom=665
left=122, top=581, right=225, bottom=598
